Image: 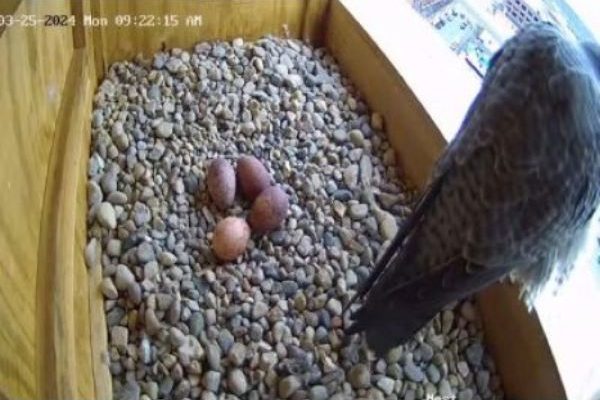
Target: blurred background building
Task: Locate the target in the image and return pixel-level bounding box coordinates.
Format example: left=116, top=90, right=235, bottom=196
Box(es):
left=408, top=0, right=596, bottom=77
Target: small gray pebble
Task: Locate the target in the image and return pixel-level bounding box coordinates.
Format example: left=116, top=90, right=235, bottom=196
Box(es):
left=106, top=307, right=125, bottom=327
left=115, top=264, right=136, bottom=291
left=252, top=301, right=269, bottom=320
left=88, top=181, right=103, bottom=205
left=439, top=379, right=454, bottom=398
left=466, top=342, right=484, bottom=367
left=476, top=370, right=490, bottom=392
left=326, top=298, right=342, bottom=316
left=206, top=342, right=222, bottom=371
left=296, top=236, right=313, bottom=257
left=348, top=203, right=369, bottom=220
left=100, top=277, right=118, bottom=299
left=343, top=165, right=359, bottom=189
left=404, top=362, right=425, bottom=382
left=281, top=280, right=299, bottom=297
left=457, top=361, right=470, bottom=378
left=426, top=364, right=441, bottom=384
left=376, top=376, right=395, bottom=395
left=137, top=242, right=155, bottom=263
left=228, top=342, right=246, bottom=366
left=100, top=172, right=117, bottom=194
left=309, top=385, right=328, bottom=400
left=203, top=371, right=221, bottom=392
left=189, top=312, right=205, bottom=337
left=96, top=202, right=116, bottom=229
left=144, top=308, right=161, bottom=334
left=158, top=251, right=177, bottom=266
left=458, top=388, right=474, bottom=400
left=228, top=368, right=248, bottom=396
left=217, top=329, right=235, bottom=353
left=156, top=121, right=173, bottom=138
left=420, top=343, right=434, bottom=362
left=173, top=380, right=191, bottom=399
left=106, top=239, right=122, bottom=257
left=143, top=261, right=159, bottom=281
left=115, top=381, right=140, bottom=400
left=110, top=326, right=128, bottom=351
left=159, top=377, right=174, bottom=397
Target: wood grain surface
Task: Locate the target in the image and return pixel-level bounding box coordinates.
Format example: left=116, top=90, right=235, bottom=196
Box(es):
left=0, top=1, right=72, bottom=399
left=35, top=28, right=100, bottom=400
left=37, top=48, right=85, bottom=400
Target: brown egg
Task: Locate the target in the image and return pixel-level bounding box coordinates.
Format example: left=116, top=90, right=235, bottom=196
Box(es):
left=207, top=158, right=236, bottom=209
left=248, top=186, right=289, bottom=234
left=212, top=217, right=250, bottom=262
left=236, top=155, right=271, bottom=201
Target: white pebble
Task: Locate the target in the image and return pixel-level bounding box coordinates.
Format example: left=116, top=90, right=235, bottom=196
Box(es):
left=110, top=326, right=128, bottom=351
left=100, top=277, right=118, bottom=299
left=227, top=368, right=248, bottom=396
left=326, top=298, right=342, bottom=316
left=155, top=121, right=173, bottom=138
left=115, top=264, right=136, bottom=291
left=376, top=376, right=395, bottom=395
left=84, top=238, right=100, bottom=269
left=96, top=202, right=116, bottom=229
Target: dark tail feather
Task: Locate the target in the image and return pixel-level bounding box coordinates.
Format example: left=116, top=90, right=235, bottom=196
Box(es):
left=343, top=182, right=442, bottom=315
left=348, top=305, right=440, bottom=357
left=346, top=259, right=512, bottom=356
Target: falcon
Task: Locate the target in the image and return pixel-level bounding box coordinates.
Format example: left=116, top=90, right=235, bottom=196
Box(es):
left=345, top=23, right=600, bottom=356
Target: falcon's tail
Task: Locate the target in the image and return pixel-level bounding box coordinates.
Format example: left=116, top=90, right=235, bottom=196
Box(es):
left=346, top=258, right=512, bottom=356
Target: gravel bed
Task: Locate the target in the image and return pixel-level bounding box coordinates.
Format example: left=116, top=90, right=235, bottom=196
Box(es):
left=86, top=36, right=504, bottom=400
